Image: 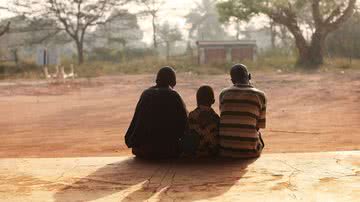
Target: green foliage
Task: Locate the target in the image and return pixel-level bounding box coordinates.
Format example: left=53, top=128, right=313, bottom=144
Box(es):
left=217, top=0, right=356, bottom=30
left=217, top=0, right=357, bottom=68
left=217, top=0, right=312, bottom=25
left=326, top=12, right=360, bottom=58
left=217, top=0, right=253, bottom=23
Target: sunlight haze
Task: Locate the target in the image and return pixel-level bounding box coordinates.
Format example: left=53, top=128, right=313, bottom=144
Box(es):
left=0, top=0, right=200, bottom=44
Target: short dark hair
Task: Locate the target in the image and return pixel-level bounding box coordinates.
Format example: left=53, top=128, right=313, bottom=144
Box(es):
left=230, top=64, right=250, bottom=84
left=156, top=66, right=176, bottom=87
left=196, top=85, right=215, bottom=106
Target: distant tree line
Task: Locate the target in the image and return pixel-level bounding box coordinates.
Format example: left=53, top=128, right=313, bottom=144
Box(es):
left=1, top=0, right=358, bottom=68
left=1, top=0, right=229, bottom=65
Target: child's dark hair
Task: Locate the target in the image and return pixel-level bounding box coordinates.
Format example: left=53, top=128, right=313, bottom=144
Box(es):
left=196, top=85, right=215, bottom=106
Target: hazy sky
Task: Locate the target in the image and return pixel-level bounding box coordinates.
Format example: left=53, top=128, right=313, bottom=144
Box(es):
left=0, top=0, right=200, bottom=43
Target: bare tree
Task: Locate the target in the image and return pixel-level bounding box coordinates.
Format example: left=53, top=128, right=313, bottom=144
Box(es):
left=12, top=0, right=129, bottom=64
left=138, top=0, right=164, bottom=49
left=0, top=21, right=10, bottom=37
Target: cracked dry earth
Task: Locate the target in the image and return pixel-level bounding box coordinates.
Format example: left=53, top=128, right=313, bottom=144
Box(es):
left=0, top=152, right=359, bottom=201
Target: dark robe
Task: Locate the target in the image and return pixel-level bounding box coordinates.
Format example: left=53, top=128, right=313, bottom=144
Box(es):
left=125, top=86, right=188, bottom=159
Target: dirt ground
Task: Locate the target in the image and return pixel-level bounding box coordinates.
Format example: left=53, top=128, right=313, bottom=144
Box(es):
left=0, top=71, right=359, bottom=158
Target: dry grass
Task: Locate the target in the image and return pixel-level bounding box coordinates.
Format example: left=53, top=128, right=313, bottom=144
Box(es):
left=323, top=57, right=360, bottom=70
left=1, top=55, right=360, bottom=79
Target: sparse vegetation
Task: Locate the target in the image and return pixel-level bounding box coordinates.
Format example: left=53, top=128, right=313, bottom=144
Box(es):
left=1, top=54, right=359, bottom=80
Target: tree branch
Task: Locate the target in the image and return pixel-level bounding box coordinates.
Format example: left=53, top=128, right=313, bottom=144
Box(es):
left=326, top=0, right=357, bottom=32
left=312, top=0, right=323, bottom=28
left=267, top=6, right=308, bottom=49
left=0, top=22, right=11, bottom=37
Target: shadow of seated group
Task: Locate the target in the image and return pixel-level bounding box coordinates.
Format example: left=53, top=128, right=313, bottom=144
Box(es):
left=54, top=157, right=257, bottom=202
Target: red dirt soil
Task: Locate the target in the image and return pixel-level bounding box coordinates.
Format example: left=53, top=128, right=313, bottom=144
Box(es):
left=0, top=71, right=359, bottom=158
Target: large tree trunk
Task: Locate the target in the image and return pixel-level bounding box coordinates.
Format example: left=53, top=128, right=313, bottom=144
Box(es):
left=76, top=41, right=84, bottom=65
left=296, top=32, right=326, bottom=67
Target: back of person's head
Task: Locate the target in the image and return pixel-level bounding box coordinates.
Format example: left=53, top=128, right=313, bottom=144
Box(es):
left=230, top=64, right=251, bottom=84
left=196, top=85, right=215, bottom=107
left=156, top=66, right=176, bottom=88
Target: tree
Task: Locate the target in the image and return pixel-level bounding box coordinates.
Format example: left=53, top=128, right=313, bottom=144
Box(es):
left=0, top=21, right=10, bottom=37
left=185, top=0, right=229, bottom=56
left=0, top=15, right=70, bottom=67
left=138, top=0, right=164, bottom=49
left=217, top=0, right=357, bottom=67
left=88, top=9, right=144, bottom=62
left=90, top=9, right=143, bottom=50
left=326, top=11, right=360, bottom=60
left=218, top=0, right=253, bottom=40
left=12, top=0, right=128, bottom=64
left=0, top=6, right=11, bottom=37
left=186, top=0, right=228, bottom=41
left=157, top=22, right=182, bottom=60
left=22, top=17, right=63, bottom=45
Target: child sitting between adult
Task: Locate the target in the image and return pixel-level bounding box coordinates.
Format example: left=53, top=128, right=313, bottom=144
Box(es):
left=182, top=85, right=220, bottom=157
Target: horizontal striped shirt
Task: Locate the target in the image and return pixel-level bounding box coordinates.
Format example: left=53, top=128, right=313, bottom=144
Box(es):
left=219, top=84, right=267, bottom=158
left=188, top=106, right=220, bottom=156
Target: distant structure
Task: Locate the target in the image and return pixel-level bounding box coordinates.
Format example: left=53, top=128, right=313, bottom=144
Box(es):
left=36, top=48, right=60, bottom=67
left=197, top=40, right=257, bottom=65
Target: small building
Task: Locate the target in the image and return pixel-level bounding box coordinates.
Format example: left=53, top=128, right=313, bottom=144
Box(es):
left=197, top=40, right=257, bottom=65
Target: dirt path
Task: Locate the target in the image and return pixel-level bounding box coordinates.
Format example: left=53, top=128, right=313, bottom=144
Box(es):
left=0, top=71, right=359, bottom=158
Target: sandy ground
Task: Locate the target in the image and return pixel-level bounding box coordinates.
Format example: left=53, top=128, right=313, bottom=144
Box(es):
left=1, top=152, right=359, bottom=201
left=0, top=71, right=359, bottom=158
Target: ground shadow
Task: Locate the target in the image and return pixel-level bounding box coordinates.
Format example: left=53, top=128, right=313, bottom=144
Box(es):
left=54, top=157, right=257, bottom=202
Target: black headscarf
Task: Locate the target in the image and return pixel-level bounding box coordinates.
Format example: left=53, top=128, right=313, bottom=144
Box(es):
left=125, top=67, right=187, bottom=159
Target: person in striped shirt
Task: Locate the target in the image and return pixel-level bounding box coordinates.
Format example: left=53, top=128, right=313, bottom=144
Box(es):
left=219, top=64, right=266, bottom=158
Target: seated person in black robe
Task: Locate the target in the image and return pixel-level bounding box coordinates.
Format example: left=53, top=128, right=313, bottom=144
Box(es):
left=125, top=67, right=188, bottom=159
